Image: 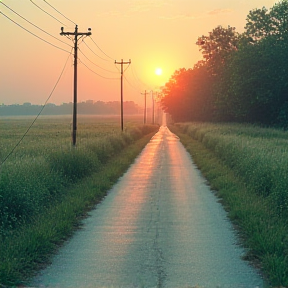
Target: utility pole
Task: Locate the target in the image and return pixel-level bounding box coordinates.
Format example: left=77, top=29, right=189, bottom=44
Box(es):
left=155, top=91, right=160, bottom=124
left=141, top=90, right=148, bottom=124
left=151, top=90, right=155, bottom=124
left=60, top=25, right=91, bottom=146
left=115, top=59, right=131, bottom=131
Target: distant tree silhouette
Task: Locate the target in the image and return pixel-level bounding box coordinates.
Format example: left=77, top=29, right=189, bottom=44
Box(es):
left=0, top=101, right=141, bottom=116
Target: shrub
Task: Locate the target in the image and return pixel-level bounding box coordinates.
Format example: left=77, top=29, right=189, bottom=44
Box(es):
left=0, top=123, right=159, bottom=238
left=177, top=122, right=288, bottom=213
left=171, top=123, right=288, bottom=286
left=0, top=158, right=64, bottom=236
left=86, top=139, right=114, bottom=164
left=47, top=148, right=101, bottom=182
left=0, top=120, right=158, bottom=285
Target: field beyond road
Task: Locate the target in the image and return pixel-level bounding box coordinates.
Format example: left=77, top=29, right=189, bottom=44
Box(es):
left=171, top=122, right=288, bottom=287
left=0, top=115, right=158, bottom=286
left=1, top=116, right=288, bottom=287
left=30, top=124, right=263, bottom=288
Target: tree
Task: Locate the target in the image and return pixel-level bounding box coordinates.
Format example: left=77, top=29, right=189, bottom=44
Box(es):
left=196, top=25, right=240, bottom=74
left=245, top=0, right=288, bottom=42
left=245, top=7, right=272, bottom=42
left=161, top=67, right=214, bottom=122
left=214, top=36, right=288, bottom=125
left=161, top=68, right=192, bottom=122
left=205, top=1, right=288, bottom=125
left=161, top=1, right=288, bottom=127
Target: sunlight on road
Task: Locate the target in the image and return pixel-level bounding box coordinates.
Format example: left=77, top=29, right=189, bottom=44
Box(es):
left=31, top=114, right=264, bottom=288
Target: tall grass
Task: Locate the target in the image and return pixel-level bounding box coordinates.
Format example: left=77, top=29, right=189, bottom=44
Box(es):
left=178, top=122, right=288, bottom=214
left=172, top=123, right=288, bottom=287
left=0, top=116, right=158, bottom=286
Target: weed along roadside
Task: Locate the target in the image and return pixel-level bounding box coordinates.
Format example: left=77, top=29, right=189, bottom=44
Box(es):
left=0, top=122, right=158, bottom=287
left=170, top=123, right=288, bottom=287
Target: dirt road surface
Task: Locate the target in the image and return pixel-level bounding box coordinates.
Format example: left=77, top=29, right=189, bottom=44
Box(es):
left=31, top=116, right=264, bottom=288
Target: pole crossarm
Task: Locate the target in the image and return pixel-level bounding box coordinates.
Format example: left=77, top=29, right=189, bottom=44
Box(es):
left=60, top=25, right=91, bottom=146
left=114, top=60, right=131, bottom=66
left=60, top=25, right=92, bottom=37
left=115, top=59, right=131, bottom=131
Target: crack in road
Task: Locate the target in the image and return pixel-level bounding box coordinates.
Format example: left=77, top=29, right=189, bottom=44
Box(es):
left=154, top=179, right=167, bottom=288
left=31, top=117, right=264, bottom=288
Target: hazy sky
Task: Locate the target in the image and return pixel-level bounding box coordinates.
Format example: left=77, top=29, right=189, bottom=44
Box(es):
left=0, top=0, right=279, bottom=106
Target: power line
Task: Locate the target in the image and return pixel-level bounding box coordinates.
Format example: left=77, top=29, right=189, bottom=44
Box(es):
left=30, top=0, right=67, bottom=26
left=124, top=74, right=141, bottom=91
left=131, top=64, right=151, bottom=90
left=82, top=39, right=109, bottom=61
left=124, top=62, right=131, bottom=73
left=1, top=2, right=71, bottom=48
left=79, top=59, right=119, bottom=80
left=78, top=47, right=118, bottom=74
left=114, top=62, right=121, bottom=73
left=0, top=49, right=73, bottom=167
left=124, top=65, right=152, bottom=95
left=43, top=0, right=77, bottom=26
left=0, top=11, right=71, bottom=53
left=90, top=37, right=114, bottom=60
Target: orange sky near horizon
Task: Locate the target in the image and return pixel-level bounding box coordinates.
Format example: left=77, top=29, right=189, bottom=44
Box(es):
left=0, top=0, right=279, bottom=107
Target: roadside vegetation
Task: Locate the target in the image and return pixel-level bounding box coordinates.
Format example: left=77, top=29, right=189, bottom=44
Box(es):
left=0, top=116, right=158, bottom=286
left=171, top=122, right=288, bottom=287
left=159, top=2, right=288, bottom=284
left=161, top=0, right=288, bottom=128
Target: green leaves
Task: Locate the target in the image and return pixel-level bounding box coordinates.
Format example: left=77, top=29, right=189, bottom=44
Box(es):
left=161, top=1, right=288, bottom=127
left=161, top=67, right=214, bottom=122
left=175, top=122, right=288, bottom=286
left=196, top=25, right=240, bottom=75
left=245, top=0, right=288, bottom=42
left=218, top=35, right=288, bottom=124
left=245, top=7, right=271, bottom=42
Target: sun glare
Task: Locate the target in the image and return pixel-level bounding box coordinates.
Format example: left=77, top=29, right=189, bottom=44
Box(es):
left=155, top=68, right=162, bottom=76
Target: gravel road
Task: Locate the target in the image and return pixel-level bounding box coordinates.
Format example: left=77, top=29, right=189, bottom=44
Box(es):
left=31, top=116, right=264, bottom=288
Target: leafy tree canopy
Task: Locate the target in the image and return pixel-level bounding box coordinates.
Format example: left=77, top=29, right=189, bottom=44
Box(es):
left=161, top=0, right=288, bottom=128
left=196, top=26, right=240, bottom=65
left=245, top=0, right=288, bottom=42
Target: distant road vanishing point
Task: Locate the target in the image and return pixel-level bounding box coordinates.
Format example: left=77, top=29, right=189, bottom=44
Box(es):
left=31, top=114, right=264, bottom=288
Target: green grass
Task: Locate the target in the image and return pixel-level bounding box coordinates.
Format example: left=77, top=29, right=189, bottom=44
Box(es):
left=0, top=115, right=143, bottom=160
left=177, top=122, right=288, bottom=213
left=0, top=115, right=158, bottom=286
left=170, top=123, right=288, bottom=287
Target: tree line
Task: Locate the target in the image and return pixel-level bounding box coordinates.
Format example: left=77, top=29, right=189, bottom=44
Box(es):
left=161, top=0, right=288, bottom=128
left=0, top=101, right=141, bottom=116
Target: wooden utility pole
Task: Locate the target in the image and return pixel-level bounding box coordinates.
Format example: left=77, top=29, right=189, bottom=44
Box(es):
left=60, top=25, right=91, bottom=146
left=141, top=90, right=148, bottom=124
left=115, top=59, right=131, bottom=131
left=151, top=90, right=155, bottom=124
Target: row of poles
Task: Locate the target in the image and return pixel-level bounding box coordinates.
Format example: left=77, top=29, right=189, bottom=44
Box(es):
left=61, top=25, right=146, bottom=146
left=141, top=90, right=158, bottom=125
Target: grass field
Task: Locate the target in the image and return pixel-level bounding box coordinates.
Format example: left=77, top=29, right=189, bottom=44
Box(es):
left=0, top=115, right=144, bottom=160
left=2, top=116, right=288, bottom=287
left=171, top=122, right=288, bottom=287
left=0, top=115, right=158, bottom=286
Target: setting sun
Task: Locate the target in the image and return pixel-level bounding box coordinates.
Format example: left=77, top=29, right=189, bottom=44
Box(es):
left=155, top=68, right=163, bottom=76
